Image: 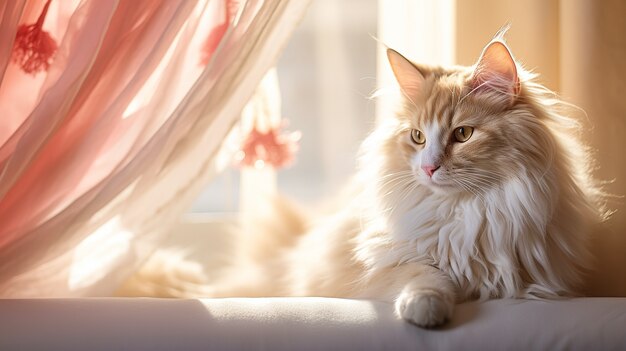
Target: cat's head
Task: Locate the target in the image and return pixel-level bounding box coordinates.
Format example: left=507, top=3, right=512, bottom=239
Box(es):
left=383, top=38, right=550, bottom=195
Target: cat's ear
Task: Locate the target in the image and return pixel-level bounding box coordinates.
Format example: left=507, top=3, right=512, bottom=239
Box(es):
left=387, top=48, right=426, bottom=101
left=470, top=40, right=520, bottom=103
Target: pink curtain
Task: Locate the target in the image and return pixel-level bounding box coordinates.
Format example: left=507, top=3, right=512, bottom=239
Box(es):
left=0, top=0, right=309, bottom=297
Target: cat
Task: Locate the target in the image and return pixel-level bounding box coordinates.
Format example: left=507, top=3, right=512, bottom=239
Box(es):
left=119, top=32, right=604, bottom=328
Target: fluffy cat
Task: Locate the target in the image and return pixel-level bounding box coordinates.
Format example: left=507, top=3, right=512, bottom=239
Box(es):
left=120, top=33, right=603, bottom=328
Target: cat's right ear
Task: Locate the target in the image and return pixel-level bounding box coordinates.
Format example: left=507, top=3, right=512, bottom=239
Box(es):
left=387, top=49, right=426, bottom=101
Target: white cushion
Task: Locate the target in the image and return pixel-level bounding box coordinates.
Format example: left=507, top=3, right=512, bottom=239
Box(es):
left=1, top=297, right=625, bottom=350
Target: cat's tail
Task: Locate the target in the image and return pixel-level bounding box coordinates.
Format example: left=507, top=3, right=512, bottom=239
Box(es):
left=115, top=195, right=310, bottom=298
left=237, top=194, right=309, bottom=263
left=115, top=249, right=214, bottom=298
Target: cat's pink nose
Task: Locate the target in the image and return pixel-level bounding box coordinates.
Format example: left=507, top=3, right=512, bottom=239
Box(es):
left=422, top=165, right=440, bottom=177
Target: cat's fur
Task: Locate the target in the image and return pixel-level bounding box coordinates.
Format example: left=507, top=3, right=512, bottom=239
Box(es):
left=120, top=34, right=603, bottom=327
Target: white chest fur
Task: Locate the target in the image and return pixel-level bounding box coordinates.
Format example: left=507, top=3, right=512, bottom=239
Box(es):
left=359, top=179, right=556, bottom=300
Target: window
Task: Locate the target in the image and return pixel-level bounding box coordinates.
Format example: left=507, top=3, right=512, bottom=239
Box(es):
left=189, top=0, right=377, bottom=212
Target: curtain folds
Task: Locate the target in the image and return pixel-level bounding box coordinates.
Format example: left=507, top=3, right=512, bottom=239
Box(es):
left=0, top=0, right=309, bottom=297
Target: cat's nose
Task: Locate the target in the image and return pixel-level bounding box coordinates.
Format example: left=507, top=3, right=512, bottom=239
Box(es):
left=422, top=165, right=440, bottom=177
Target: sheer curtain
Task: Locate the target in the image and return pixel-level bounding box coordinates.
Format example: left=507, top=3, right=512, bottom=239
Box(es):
left=0, top=0, right=309, bottom=297
left=378, top=0, right=626, bottom=296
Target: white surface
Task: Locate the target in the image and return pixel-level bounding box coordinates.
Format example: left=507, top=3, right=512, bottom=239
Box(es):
left=1, top=297, right=625, bottom=351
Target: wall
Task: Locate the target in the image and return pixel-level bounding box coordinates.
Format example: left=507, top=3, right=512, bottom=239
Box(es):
left=560, top=0, right=626, bottom=296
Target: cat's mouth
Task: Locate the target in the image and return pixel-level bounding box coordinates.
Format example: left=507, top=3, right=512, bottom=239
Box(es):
left=421, top=174, right=454, bottom=190
left=418, top=171, right=468, bottom=194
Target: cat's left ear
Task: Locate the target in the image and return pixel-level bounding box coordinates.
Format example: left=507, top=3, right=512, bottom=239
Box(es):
left=470, top=40, right=520, bottom=104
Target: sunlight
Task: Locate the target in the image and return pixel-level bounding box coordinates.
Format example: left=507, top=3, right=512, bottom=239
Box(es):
left=69, top=216, right=135, bottom=290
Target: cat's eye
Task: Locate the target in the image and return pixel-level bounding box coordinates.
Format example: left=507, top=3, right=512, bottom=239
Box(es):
left=454, top=126, right=474, bottom=143
left=410, top=129, right=425, bottom=144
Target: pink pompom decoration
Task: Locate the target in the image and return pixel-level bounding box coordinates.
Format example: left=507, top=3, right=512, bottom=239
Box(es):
left=12, top=0, right=58, bottom=75
left=235, top=122, right=300, bottom=169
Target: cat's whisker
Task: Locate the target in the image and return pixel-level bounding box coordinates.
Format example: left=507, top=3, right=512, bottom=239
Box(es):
left=379, top=170, right=415, bottom=179
left=379, top=178, right=413, bottom=190
left=455, top=174, right=491, bottom=194
left=381, top=182, right=417, bottom=207
left=455, top=168, right=507, bottom=178
left=453, top=178, right=486, bottom=204
left=457, top=173, right=500, bottom=185
left=378, top=171, right=415, bottom=181
left=388, top=181, right=421, bottom=219
left=385, top=181, right=417, bottom=204
left=398, top=181, right=420, bottom=203
left=453, top=170, right=507, bottom=186
left=382, top=182, right=411, bottom=198
left=455, top=176, right=500, bottom=187
left=378, top=173, right=415, bottom=189
left=463, top=177, right=499, bottom=191
left=453, top=182, right=482, bottom=206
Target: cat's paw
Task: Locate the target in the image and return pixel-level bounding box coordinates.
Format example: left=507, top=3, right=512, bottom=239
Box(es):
left=394, top=290, right=453, bottom=327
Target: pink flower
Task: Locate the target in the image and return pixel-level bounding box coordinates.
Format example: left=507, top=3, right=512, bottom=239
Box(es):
left=235, top=123, right=300, bottom=169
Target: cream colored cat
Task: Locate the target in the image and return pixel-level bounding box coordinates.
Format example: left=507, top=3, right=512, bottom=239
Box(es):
left=120, top=34, right=603, bottom=328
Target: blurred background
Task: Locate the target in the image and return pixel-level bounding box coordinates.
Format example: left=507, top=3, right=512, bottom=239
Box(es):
left=190, top=0, right=377, bottom=211
left=187, top=0, right=625, bottom=295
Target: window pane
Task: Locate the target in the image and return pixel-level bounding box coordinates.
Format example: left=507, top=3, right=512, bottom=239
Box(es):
left=188, top=168, right=240, bottom=213
left=189, top=0, right=378, bottom=212
left=276, top=0, right=378, bottom=203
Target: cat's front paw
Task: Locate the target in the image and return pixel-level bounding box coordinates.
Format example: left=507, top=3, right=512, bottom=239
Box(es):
left=394, top=289, right=453, bottom=327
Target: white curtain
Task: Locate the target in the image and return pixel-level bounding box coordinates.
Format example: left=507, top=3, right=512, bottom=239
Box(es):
left=0, top=0, right=310, bottom=297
